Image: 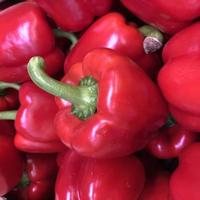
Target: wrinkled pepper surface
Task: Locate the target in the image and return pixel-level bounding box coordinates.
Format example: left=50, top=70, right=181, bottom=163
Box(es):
left=64, top=12, right=163, bottom=78
left=28, top=48, right=168, bottom=158
left=121, top=0, right=200, bottom=34
left=55, top=150, right=145, bottom=200
left=34, top=0, right=113, bottom=32
left=0, top=1, right=64, bottom=83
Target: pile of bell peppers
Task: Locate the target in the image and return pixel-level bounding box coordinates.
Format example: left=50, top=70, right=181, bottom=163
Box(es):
left=1, top=1, right=200, bottom=200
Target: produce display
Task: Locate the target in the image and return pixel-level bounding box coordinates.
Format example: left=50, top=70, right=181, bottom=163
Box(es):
left=0, top=0, right=199, bottom=200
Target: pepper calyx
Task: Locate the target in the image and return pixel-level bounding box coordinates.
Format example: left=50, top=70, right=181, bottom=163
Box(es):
left=71, top=76, right=98, bottom=120
left=27, top=56, right=98, bottom=120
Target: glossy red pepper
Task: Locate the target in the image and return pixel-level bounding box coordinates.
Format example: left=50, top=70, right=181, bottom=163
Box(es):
left=0, top=2, right=64, bottom=83
left=27, top=48, right=168, bottom=158
left=64, top=12, right=163, bottom=79
left=0, top=82, right=19, bottom=111
left=147, top=123, right=197, bottom=159
left=170, top=142, right=200, bottom=200
left=0, top=120, right=24, bottom=196
left=55, top=150, right=145, bottom=200
left=162, top=22, right=200, bottom=63
left=15, top=82, right=66, bottom=153
left=121, top=0, right=200, bottom=34
left=158, top=54, right=200, bottom=132
left=0, top=81, right=66, bottom=153
left=34, top=0, right=113, bottom=32
left=5, top=153, right=58, bottom=200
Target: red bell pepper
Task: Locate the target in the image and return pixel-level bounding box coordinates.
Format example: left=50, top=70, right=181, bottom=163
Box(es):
left=0, top=81, right=19, bottom=111
left=64, top=12, right=164, bottom=78
left=0, top=120, right=24, bottom=196
left=163, top=22, right=200, bottom=63
left=158, top=54, right=200, bottom=132
left=121, top=0, right=200, bottom=34
left=55, top=150, right=145, bottom=200
left=0, top=2, right=64, bottom=83
left=147, top=122, right=197, bottom=159
left=27, top=48, right=168, bottom=158
left=5, top=153, right=58, bottom=200
left=33, top=0, right=113, bottom=32
left=170, top=142, right=200, bottom=200
left=0, top=81, right=66, bottom=153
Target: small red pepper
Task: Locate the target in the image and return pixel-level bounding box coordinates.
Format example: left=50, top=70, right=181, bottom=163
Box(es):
left=0, top=120, right=24, bottom=196
left=33, top=0, right=113, bottom=32
left=162, top=22, right=200, bottom=63
left=0, top=81, right=66, bottom=153
left=147, top=121, right=197, bottom=159
left=27, top=48, right=168, bottom=158
left=55, top=150, right=145, bottom=200
left=120, top=0, right=200, bottom=34
left=158, top=54, right=200, bottom=132
left=64, top=12, right=164, bottom=78
left=0, top=2, right=64, bottom=83
left=0, top=81, right=19, bottom=111
left=5, top=153, right=58, bottom=200
left=170, top=142, right=200, bottom=200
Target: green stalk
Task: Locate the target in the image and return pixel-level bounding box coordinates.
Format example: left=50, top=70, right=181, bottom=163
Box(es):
left=53, top=29, right=77, bottom=49
left=27, top=56, right=98, bottom=120
left=0, top=81, right=20, bottom=96
left=0, top=110, right=17, bottom=120
left=139, top=25, right=164, bottom=54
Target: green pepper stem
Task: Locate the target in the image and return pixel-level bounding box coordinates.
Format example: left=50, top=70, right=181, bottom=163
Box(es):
left=0, top=110, right=17, bottom=120
left=0, top=81, right=20, bottom=90
left=139, top=25, right=164, bottom=54
left=163, top=115, right=176, bottom=128
left=17, top=172, right=30, bottom=188
left=53, top=29, right=77, bottom=49
left=28, top=56, right=98, bottom=120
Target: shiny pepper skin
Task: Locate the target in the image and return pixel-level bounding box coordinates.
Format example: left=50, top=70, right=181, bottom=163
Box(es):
left=162, top=22, right=200, bottom=63
left=55, top=48, right=168, bottom=158
left=34, top=0, right=113, bottom=32
left=158, top=55, right=200, bottom=132
left=64, top=12, right=161, bottom=79
left=0, top=2, right=64, bottom=83
left=14, top=82, right=66, bottom=153
left=121, top=0, right=200, bottom=34
left=147, top=124, right=197, bottom=159
left=5, top=153, right=58, bottom=200
left=55, top=151, right=145, bottom=200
